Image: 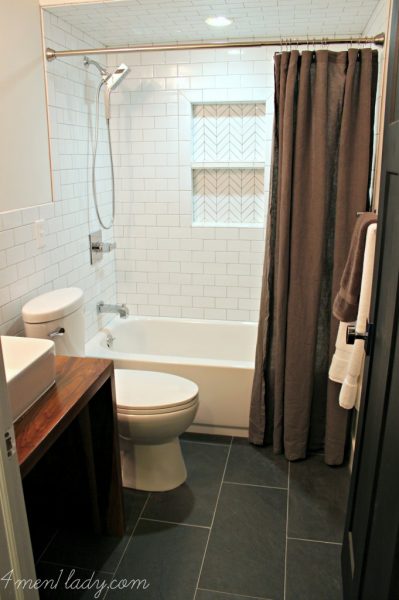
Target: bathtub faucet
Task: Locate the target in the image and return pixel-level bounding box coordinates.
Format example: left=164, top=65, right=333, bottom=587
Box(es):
left=97, top=301, right=129, bottom=319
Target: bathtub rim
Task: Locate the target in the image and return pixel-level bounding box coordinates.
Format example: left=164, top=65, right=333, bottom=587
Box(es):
left=86, top=314, right=257, bottom=370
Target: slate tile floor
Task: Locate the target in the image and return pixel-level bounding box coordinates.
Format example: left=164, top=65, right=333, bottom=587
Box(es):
left=35, top=434, right=350, bottom=600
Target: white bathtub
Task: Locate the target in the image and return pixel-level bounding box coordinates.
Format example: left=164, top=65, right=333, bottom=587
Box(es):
left=86, top=316, right=257, bottom=437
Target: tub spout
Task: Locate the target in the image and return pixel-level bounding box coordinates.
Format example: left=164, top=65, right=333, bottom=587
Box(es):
left=97, top=301, right=129, bottom=319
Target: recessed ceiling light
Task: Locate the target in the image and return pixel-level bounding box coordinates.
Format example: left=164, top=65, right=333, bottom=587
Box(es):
left=205, top=16, right=233, bottom=27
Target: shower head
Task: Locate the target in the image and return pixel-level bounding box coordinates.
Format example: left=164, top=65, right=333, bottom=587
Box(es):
left=84, top=57, right=130, bottom=119
left=83, top=56, right=129, bottom=89
left=104, top=63, right=130, bottom=91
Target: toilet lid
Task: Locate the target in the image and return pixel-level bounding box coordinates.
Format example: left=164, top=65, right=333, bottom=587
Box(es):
left=115, top=370, right=199, bottom=413
left=22, top=287, right=84, bottom=323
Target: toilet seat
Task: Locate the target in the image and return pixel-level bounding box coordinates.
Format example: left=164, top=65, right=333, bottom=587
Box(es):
left=115, top=369, right=199, bottom=415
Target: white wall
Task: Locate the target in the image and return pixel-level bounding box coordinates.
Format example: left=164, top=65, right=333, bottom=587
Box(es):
left=109, top=47, right=275, bottom=322
left=0, top=12, right=116, bottom=340
left=0, top=0, right=52, bottom=211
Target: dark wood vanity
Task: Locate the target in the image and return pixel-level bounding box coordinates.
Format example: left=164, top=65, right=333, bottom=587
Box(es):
left=14, top=355, right=125, bottom=540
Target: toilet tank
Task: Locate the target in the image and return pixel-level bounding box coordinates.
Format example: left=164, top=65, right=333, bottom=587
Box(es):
left=22, top=288, right=85, bottom=357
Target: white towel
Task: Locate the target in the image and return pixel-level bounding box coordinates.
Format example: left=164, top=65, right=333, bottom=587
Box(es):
left=329, top=321, right=355, bottom=383
left=338, top=224, right=377, bottom=409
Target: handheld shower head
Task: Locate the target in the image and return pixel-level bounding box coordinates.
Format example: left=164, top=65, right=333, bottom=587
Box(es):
left=83, top=58, right=130, bottom=118
left=103, top=64, right=130, bottom=119
left=105, top=63, right=130, bottom=91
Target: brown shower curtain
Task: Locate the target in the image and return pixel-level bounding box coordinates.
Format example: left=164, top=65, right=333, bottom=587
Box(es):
left=249, top=49, right=378, bottom=465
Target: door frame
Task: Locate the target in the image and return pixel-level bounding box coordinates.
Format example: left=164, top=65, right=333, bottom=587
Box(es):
left=342, top=0, right=399, bottom=596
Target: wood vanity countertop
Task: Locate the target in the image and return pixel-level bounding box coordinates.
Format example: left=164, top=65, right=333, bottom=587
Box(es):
left=14, top=355, right=114, bottom=478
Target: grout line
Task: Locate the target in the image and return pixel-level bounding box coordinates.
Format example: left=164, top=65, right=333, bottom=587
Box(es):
left=38, top=559, right=114, bottom=576
left=181, top=438, right=233, bottom=447
left=140, top=517, right=210, bottom=530
left=35, top=528, right=59, bottom=565
left=287, top=536, right=343, bottom=546
left=197, top=587, right=272, bottom=599
left=103, top=492, right=152, bottom=600
left=193, top=436, right=233, bottom=600
left=224, top=480, right=288, bottom=490
left=283, top=461, right=290, bottom=600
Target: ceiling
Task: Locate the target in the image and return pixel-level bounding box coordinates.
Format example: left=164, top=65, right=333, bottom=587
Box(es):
left=45, top=0, right=382, bottom=47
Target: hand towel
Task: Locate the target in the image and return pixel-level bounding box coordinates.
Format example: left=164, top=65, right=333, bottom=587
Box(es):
left=333, top=212, right=378, bottom=322
left=339, top=223, right=377, bottom=409
left=329, top=321, right=355, bottom=383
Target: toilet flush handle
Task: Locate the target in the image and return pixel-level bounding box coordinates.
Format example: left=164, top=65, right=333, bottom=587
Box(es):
left=48, top=327, right=65, bottom=338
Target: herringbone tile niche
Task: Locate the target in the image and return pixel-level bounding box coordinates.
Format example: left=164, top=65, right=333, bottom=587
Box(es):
left=192, top=103, right=266, bottom=226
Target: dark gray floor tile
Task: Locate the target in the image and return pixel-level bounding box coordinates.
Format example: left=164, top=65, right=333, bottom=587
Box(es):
left=197, top=589, right=271, bottom=599
left=286, top=539, right=342, bottom=600
left=29, top=521, right=58, bottom=564
left=200, top=483, right=286, bottom=599
left=107, top=519, right=208, bottom=599
left=289, top=455, right=350, bottom=543
left=225, top=438, right=288, bottom=488
left=143, top=441, right=228, bottom=526
left=42, top=529, right=128, bottom=572
left=123, top=487, right=149, bottom=534
left=35, top=563, right=112, bottom=599
left=181, top=432, right=232, bottom=445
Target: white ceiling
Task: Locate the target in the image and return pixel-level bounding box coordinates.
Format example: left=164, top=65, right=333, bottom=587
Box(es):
left=45, top=0, right=382, bottom=47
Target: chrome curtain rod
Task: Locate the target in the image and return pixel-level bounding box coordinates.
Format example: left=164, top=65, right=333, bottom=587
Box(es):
left=46, top=33, right=385, bottom=61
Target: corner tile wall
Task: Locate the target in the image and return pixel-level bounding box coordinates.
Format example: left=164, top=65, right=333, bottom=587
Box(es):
left=109, top=47, right=275, bottom=321
left=0, top=12, right=116, bottom=340
left=0, top=5, right=388, bottom=339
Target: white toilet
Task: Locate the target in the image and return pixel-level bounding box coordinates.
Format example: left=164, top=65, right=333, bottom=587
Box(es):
left=22, top=288, right=199, bottom=492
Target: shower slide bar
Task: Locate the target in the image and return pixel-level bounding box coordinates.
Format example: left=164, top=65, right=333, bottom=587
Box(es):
left=46, top=33, right=385, bottom=61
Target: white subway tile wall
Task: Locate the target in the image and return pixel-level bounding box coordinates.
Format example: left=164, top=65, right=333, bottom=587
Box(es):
left=0, top=13, right=116, bottom=339
left=0, top=0, right=388, bottom=335
left=109, top=47, right=275, bottom=321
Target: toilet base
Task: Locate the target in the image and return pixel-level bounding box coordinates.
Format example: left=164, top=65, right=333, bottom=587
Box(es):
left=120, top=437, right=187, bottom=492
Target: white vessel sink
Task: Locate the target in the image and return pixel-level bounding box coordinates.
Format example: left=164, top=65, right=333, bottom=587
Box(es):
left=1, top=336, right=56, bottom=422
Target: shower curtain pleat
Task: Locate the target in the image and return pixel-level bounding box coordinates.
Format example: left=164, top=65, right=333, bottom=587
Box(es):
left=249, top=48, right=378, bottom=465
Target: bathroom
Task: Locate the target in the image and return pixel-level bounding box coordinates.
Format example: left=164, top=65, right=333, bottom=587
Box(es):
left=1, top=0, right=399, bottom=598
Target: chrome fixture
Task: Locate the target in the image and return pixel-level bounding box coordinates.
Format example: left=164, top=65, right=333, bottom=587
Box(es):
left=47, top=327, right=65, bottom=338
left=82, top=56, right=108, bottom=78
left=89, top=230, right=116, bottom=264
left=91, top=240, right=116, bottom=253
left=106, top=333, right=115, bottom=348
left=46, top=33, right=385, bottom=62
left=83, top=57, right=129, bottom=118
left=97, top=301, right=129, bottom=319
left=83, top=57, right=130, bottom=230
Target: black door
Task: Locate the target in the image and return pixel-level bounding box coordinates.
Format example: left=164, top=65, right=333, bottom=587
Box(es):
left=342, top=1, right=399, bottom=598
